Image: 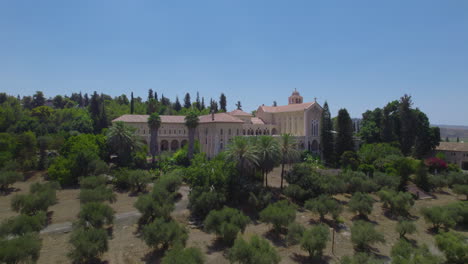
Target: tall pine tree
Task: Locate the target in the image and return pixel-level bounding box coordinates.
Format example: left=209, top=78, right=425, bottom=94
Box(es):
left=148, top=89, right=154, bottom=101
left=219, top=93, right=227, bottom=112
left=320, top=101, right=335, bottom=166
left=130, top=92, right=134, bottom=114
left=195, top=92, right=201, bottom=110
left=335, top=108, right=354, bottom=160
left=184, top=93, right=191, bottom=108
left=399, top=94, right=415, bottom=156
left=174, top=96, right=182, bottom=112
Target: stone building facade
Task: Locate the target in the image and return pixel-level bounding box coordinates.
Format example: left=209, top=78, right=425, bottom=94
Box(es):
left=112, top=90, right=323, bottom=157
left=435, top=142, right=468, bottom=170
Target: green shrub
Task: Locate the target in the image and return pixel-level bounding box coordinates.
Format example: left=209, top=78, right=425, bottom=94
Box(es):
left=305, top=195, right=342, bottom=221
left=135, top=185, right=176, bottom=225
left=142, top=218, right=188, bottom=250
left=113, top=169, right=131, bottom=190
left=0, top=212, right=47, bottom=237
left=204, top=207, right=249, bottom=245
left=377, top=189, right=414, bottom=217
left=341, top=171, right=378, bottom=193
left=372, top=172, right=399, bottom=190
left=300, top=224, right=329, bottom=257
left=0, top=233, right=42, bottom=264
left=158, top=170, right=183, bottom=193
left=286, top=222, right=305, bottom=246
left=248, top=189, right=272, bottom=211
left=351, top=220, right=385, bottom=251
left=127, top=170, right=152, bottom=193
left=79, top=175, right=107, bottom=189
left=396, top=220, right=416, bottom=239
left=228, top=235, right=280, bottom=264
left=77, top=202, right=114, bottom=229
left=391, top=239, right=443, bottom=264
left=188, top=187, right=226, bottom=220
left=348, top=192, right=374, bottom=218
left=79, top=186, right=116, bottom=204
left=0, top=171, right=23, bottom=192
left=68, top=227, right=108, bottom=264
left=11, top=183, right=58, bottom=215
left=283, top=184, right=307, bottom=203
left=259, top=200, right=296, bottom=233
left=421, top=206, right=456, bottom=231
left=435, top=231, right=468, bottom=264
left=161, top=246, right=205, bottom=264
left=453, top=184, right=468, bottom=200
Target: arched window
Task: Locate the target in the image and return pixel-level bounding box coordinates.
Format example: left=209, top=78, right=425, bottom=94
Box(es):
left=220, top=129, right=223, bottom=135
left=228, top=129, right=231, bottom=135
left=311, top=120, right=319, bottom=136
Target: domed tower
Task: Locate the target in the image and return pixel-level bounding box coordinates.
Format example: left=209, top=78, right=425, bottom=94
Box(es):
left=288, top=89, right=303, bottom=104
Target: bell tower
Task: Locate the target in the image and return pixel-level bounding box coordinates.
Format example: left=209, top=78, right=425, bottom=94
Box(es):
left=288, top=89, right=303, bottom=104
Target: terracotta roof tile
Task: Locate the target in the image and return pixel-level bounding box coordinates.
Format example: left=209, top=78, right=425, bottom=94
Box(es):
left=199, top=113, right=244, bottom=123
left=260, top=102, right=315, bottom=113
left=436, top=142, right=468, bottom=152
left=250, top=117, right=265, bottom=125
left=229, top=109, right=252, bottom=116
left=112, top=114, right=186, bottom=124
left=112, top=113, right=244, bottom=124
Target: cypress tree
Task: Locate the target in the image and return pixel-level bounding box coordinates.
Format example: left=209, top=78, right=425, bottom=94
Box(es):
left=320, top=101, right=335, bottom=166
left=184, top=93, right=191, bottom=108
left=195, top=92, right=201, bottom=110
left=219, top=93, right=227, bottom=112
left=148, top=89, right=154, bottom=101
left=399, top=94, right=415, bottom=155
left=335, top=108, right=354, bottom=159
left=83, top=93, right=89, bottom=107
left=154, top=92, right=158, bottom=102
left=201, top=97, right=205, bottom=110
left=90, top=92, right=101, bottom=133
left=130, top=92, right=134, bottom=114
left=174, top=96, right=182, bottom=112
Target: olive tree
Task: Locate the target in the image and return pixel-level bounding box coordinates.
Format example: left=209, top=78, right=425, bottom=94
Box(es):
left=351, top=221, right=385, bottom=251
left=68, top=227, right=108, bottom=264
left=300, top=224, right=330, bottom=258
left=142, top=218, right=188, bottom=250
left=259, top=200, right=296, bottom=233
left=204, top=207, right=249, bottom=245
left=228, top=235, right=280, bottom=264
left=348, top=192, right=374, bottom=218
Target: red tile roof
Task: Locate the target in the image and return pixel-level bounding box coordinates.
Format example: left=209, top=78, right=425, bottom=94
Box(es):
left=112, top=114, right=186, bottom=123
left=229, top=109, right=252, bottom=116
left=436, top=142, right=468, bottom=152
left=250, top=117, right=265, bottom=125
left=112, top=113, right=244, bottom=124
left=199, top=113, right=244, bottom=123
left=260, top=102, right=316, bottom=113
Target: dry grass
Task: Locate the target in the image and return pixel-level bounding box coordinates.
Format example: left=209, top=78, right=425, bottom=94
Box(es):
left=1, top=169, right=466, bottom=264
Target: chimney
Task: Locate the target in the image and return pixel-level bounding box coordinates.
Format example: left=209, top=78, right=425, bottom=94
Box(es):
left=211, top=111, right=215, bottom=121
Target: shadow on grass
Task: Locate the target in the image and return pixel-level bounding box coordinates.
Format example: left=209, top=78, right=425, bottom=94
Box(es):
left=142, top=248, right=165, bottom=264
left=207, top=237, right=229, bottom=254
left=290, top=253, right=332, bottom=264
left=350, top=215, right=378, bottom=225
left=0, top=187, right=21, bottom=196
left=263, top=229, right=287, bottom=247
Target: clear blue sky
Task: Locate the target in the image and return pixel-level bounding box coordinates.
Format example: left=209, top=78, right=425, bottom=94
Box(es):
left=1, top=0, right=467, bottom=125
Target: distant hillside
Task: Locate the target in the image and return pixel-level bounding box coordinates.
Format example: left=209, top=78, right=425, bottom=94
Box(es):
left=433, top=124, right=468, bottom=142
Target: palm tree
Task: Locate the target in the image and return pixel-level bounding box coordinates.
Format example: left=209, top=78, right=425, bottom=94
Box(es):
left=279, top=134, right=299, bottom=189
left=184, top=111, right=199, bottom=160
left=225, top=136, right=259, bottom=180
left=147, top=113, right=161, bottom=165
left=256, top=136, right=280, bottom=187
left=106, top=121, right=142, bottom=166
